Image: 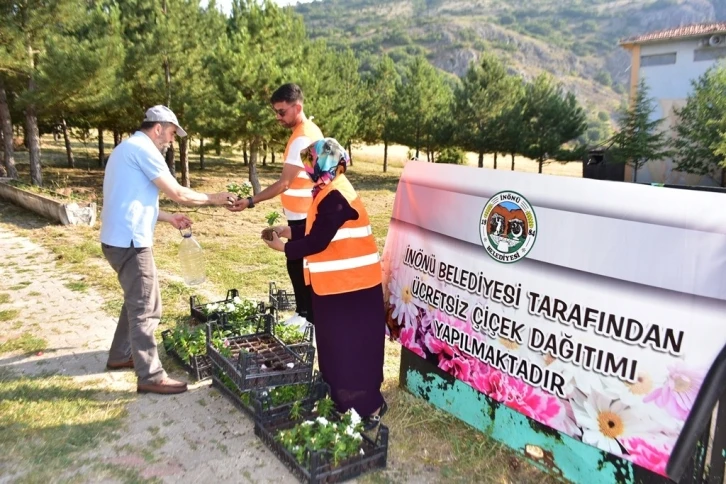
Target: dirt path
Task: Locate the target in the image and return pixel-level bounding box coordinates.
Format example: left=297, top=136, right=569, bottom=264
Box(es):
left=0, top=225, right=304, bottom=483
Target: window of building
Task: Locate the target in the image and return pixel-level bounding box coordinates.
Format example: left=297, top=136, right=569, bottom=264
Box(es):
left=694, top=48, right=726, bottom=62
left=640, top=53, right=677, bottom=67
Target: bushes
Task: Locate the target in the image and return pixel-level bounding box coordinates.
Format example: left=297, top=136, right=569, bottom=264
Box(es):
left=436, top=147, right=465, bottom=164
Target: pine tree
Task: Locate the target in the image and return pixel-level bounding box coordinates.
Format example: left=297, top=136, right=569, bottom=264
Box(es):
left=609, top=79, right=671, bottom=183
left=32, top=2, right=124, bottom=169
left=302, top=43, right=362, bottom=153
left=392, top=56, right=453, bottom=159
left=520, top=74, right=587, bottom=174
left=672, top=66, right=726, bottom=187
left=454, top=54, right=518, bottom=168
left=208, top=0, right=307, bottom=193
left=359, top=54, right=399, bottom=172
left=0, top=1, right=79, bottom=185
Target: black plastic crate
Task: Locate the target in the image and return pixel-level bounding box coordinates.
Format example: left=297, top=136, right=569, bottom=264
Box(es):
left=269, top=281, right=295, bottom=312
left=161, top=329, right=213, bottom=381
left=212, top=370, right=328, bottom=421
left=251, top=373, right=329, bottom=424
left=206, top=317, right=315, bottom=392
left=254, top=409, right=388, bottom=483
left=190, top=289, right=266, bottom=324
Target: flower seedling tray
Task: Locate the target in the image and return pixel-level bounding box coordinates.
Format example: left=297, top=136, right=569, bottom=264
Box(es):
left=250, top=373, right=329, bottom=425
left=190, top=288, right=239, bottom=323
left=269, top=281, right=295, bottom=312
left=206, top=323, right=315, bottom=392
left=190, top=289, right=266, bottom=324
left=254, top=409, right=389, bottom=484
left=161, top=329, right=213, bottom=381
left=212, top=370, right=328, bottom=422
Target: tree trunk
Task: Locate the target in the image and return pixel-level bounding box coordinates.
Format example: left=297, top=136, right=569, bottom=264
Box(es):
left=243, top=142, right=248, bottom=165
left=61, top=117, right=74, bottom=168
left=493, top=152, right=498, bottom=170
left=633, top=164, right=638, bottom=183
left=0, top=79, right=17, bottom=179
left=262, top=141, right=267, bottom=167
left=199, top=137, right=205, bottom=170
left=511, top=153, right=515, bottom=171
left=180, top=137, right=189, bottom=188
left=214, top=137, right=221, bottom=155
left=721, top=167, right=725, bottom=188
left=26, top=35, right=42, bottom=186
left=98, top=128, right=105, bottom=167
left=113, top=130, right=121, bottom=146
left=478, top=151, right=483, bottom=168
left=347, top=141, right=353, bottom=166
left=165, top=143, right=175, bottom=177
left=538, top=158, right=543, bottom=174
left=249, top=139, right=262, bottom=194
left=271, top=150, right=275, bottom=164
left=383, top=140, right=388, bottom=173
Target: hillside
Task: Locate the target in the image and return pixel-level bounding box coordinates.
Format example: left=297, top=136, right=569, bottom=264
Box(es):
left=293, top=0, right=725, bottom=129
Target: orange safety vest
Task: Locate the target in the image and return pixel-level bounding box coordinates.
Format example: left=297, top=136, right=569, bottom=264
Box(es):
left=303, top=174, right=382, bottom=296
left=280, top=119, right=324, bottom=220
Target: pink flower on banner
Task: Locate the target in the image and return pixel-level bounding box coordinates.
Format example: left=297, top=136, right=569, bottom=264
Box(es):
left=418, top=309, right=439, bottom=335
left=400, top=326, right=426, bottom=358
left=486, top=370, right=562, bottom=422
left=644, top=362, right=704, bottom=420
left=622, top=438, right=671, bottom=476
left=423, top=330, right=454, bottom=356
left=439, top=355, right=473, bottom=382
left=468, top=360, right=495, bottom=394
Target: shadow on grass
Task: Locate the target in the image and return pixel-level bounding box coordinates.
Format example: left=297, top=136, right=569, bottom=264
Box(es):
left=0, top=367, right=132, bottom=482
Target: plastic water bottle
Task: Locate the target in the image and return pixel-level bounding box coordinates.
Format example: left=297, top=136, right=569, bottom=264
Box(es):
left=178, top=228, right=206, bottom=285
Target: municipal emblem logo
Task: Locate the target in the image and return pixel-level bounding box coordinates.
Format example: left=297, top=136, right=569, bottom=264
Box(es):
left=480, top=191, right=537, bottom=264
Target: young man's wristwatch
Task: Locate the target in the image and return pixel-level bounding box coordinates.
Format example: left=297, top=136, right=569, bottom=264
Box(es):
left=247, top=196, right=255, bottom=208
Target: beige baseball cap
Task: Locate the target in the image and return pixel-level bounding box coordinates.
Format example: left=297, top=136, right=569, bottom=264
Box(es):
left=143, top=105, right=187, bottom=137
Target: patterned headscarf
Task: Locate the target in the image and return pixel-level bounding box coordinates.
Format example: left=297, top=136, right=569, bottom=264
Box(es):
left=303, top=138, right=350, bottom=198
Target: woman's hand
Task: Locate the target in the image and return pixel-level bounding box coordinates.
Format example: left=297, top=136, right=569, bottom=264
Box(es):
left=263, top=230, right=285, bottom=252
left=272, top=225, right=291, bottom=239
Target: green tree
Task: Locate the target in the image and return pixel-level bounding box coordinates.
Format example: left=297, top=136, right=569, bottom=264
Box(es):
left=496, top=81, right=526, bottom=171
left=302, top=42, right=361, bottom=151
left=0, top=1, right=79, bottom=185
left=454, top=54, right=517, bottom=168
left=520, top=74, right=587, bottom=174
left=31, top=2, right=124, bottom=169
left=672, top=66, right=726, bottom=187
left=609, top=79, right=672, bottom=183
left=208, top=0, right=307, bottom=193
left=392, top=56, right=453, bottom=159
left=359, top=55, right=399, bottom=172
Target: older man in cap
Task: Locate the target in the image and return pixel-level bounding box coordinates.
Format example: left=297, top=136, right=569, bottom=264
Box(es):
left=100, top=105, right=234, bottom=395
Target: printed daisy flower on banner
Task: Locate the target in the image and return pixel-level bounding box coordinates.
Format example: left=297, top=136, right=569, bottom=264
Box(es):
left=388, top=271, right=423, bottom=329
left=609, top=371, right=656, bottom=406
left=571, top=390, right=657, bottom=456
left=644, top=361, right=705, bottom=420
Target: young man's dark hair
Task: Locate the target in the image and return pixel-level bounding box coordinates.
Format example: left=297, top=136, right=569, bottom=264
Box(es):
left=270, top=83, right=304, bottom=104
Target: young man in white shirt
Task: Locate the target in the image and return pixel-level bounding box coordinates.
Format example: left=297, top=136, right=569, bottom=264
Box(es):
left=228, top=84, right=323, bottom=328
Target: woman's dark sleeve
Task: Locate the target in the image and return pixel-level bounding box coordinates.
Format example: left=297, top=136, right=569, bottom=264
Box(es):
left=284, top=190, right=359, bottom=260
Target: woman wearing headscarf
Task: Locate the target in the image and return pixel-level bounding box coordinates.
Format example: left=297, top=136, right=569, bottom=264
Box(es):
left=262, top=138, right=387, bottom=430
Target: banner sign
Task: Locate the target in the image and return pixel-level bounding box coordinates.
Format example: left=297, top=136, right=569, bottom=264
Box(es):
left=382, top=162, right=726, bottom=477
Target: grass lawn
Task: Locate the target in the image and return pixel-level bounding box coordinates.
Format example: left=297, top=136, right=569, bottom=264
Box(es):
left=0, top=136, right=562, bottom=483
